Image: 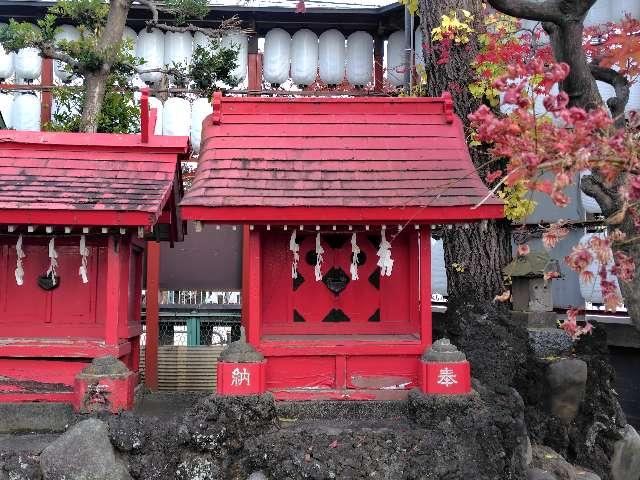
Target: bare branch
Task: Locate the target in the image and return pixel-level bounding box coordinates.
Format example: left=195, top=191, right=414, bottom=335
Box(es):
left=40, top=42, right=81, bottom=71
left=589, top=62, right=630, bottom=128
left=581, top=172, right=618, bottom=214
left=485, top=0, right=565, bottom=23
left=151, top=16, right=247, bottom=37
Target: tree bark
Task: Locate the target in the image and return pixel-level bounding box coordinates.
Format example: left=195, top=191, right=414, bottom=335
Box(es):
left=79, top=0, right=131, bottom=133
left=418, top=0, right=513, bottom=305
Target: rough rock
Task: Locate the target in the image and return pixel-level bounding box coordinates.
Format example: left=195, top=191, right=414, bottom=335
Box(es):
left=218, top=327, right=264, bottom=363
left=531, top=445, right=576, bottom=480
left=528, top=468, right=559, bottom=480
left=175, top=452, right=222, bottom=480
left=182, top=394, right=276, bottom=455
left=0, top=452, right=42, bottom=480
left=239, top=384, right=528, bottom=479
left=433, top=302, right=530, bottom=389
left=421, top=337, right=467, bottom=362
left=574, top=466, right=602, bottom=480
left=81, top=356, right=130, bottom=376
left=528, top=328, right=574, bottom=358
left=40, top=418, right=132, bottom=480
left=247, top=471, right=267, bottom=480
left=546, top=359, right=588, bottom=423
left=610, top=425, right=640, bottom=480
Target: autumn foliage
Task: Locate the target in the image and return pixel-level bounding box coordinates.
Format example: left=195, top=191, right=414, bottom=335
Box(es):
left=455, top=11, right=640, bottom=334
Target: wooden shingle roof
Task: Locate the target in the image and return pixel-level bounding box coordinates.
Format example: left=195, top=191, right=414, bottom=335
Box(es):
left=181, top=93, right=502, bottom=223
left=0, top=130, right=189, bottom=227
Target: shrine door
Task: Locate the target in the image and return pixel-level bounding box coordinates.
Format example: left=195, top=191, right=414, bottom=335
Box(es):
left=261, top=231, right=419, bottom=336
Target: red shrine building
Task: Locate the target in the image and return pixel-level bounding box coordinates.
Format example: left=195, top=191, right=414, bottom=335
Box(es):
left=181, top=92, right=503, bottom=400
left=0, top=116, right=188, bottom=404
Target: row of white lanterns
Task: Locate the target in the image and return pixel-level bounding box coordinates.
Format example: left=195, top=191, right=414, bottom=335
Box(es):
left=262, top=28, right=424, bottom=88
left=0, top=91, right=212, bottom=152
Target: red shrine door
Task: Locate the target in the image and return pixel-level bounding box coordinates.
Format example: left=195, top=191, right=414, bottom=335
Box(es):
left=261, top=230, right=420, bottom=337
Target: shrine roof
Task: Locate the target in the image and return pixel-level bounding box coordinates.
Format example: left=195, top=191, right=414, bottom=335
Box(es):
left=181, top=93, right=503, bottom=223
left=0, top=129, right=189, bottom=227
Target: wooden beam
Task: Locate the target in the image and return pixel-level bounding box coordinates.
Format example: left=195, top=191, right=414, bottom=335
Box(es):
left=40, top=58, right=53, bottom=126
left=144, top=241, right=160, bottom=391
left=419, top=225, right=432, bottom=348
left=105, top=236, right=121, bottom=346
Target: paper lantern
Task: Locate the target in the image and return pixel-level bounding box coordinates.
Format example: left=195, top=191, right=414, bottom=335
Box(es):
left=136, top=28, right=165, bottom=84
left=164, top=31, right=193, bottom=68
left=221, top=31, right=248, bottom=83
left=12, top=93, right=40, bottom=131
left=319, top=29, right=345, bottom=86
left=386, top=30, right=406, bottom=87
left=54, top=25, right=80, bottom=82
left=346, top=31, right=373, bottom=87
left=190, top=97, right=211, bottom=154
left=15, top=25, right=41, bottom=81
left=263, top=28, right=291, bottom=85
left=163, top=97, right=191, bottom=136
left=0, top=23, right=14, bottom=80
left=291, top=29, right=318, bottom=87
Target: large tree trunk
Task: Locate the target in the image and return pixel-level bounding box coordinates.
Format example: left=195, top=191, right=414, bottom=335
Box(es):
left=79, top=0, right=131, bottom=133
left=418, top=0, right=512, bottom=305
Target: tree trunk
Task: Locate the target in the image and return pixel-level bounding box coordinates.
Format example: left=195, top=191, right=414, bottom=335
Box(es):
left=544, top=20, right=602, bottom=110
left=418, top=0, right=512, bottom=305
left=79, top=0, right=131, bottom=133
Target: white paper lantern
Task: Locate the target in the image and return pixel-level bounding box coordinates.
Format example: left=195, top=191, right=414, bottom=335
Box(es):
left=579, top=171, right=602, bottom=214
left=0, top=23, right=14, bottom=81
left=414, top=28, right=425, bottom=73
left=122, top=26, right=137, bottom=55
left=136, top=28, right=165, bottom=84
left=53, top=25, right=80, bottom=82
left=584, top=0, right=612, bottom=26
left=626, top=82, right=640, bottom=114
left=12, top=93, right=40, bottom=131
left=346, top=31, right=373, bottom=87
left=14, top=25, right=41, bottom=81
left=431, top=237, right=448, bottom=297
left=163, top=97, right=191, bottom=136
left=190, top=97, right=211, bottom=154
left=221, top=31, right=248, bottom=83
left=263, top=28, right=291, bottom=85
left=148, top=96, right=163, bottom=136
left=0, top=92, right=13, bottom=129
left=291, top=29, right=318, bottom=87
left=318, top=29, right=345, bottom=85
left=164, top=31, right=193, bottom=68
left=578, top=232, right=621, bottom=304
left=193, top=31, right=214, bottom=50
left=386, top=30, right=406, bottom=87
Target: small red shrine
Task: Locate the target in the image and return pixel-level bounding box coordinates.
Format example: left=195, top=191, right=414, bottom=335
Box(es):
left=0, top=115, right=188, bottom=404
left=181, top=92, right=503, bottom=400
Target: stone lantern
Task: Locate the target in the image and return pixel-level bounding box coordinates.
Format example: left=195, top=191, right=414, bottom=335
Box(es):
left=504, top=251, right=560, bottom=328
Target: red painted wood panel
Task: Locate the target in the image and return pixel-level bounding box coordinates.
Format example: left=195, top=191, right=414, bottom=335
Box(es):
left=183, top=205, right=504, bottom=223
left=265, top=356, right=335, bottom=389
left=346, top=355, right=418, bottom=390
left=261, top=231, right=417, bottom=335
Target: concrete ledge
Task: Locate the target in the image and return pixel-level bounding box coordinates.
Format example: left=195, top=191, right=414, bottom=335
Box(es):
left=0, top=403, right=74, bottom=433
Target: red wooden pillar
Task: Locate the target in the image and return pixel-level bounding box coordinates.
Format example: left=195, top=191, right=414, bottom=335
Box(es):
left=41, top=58, right=53, bottom=126
left=419, top=226, right=432, bottom=347
left=374, top=35, right=384, bottom=92
left=105, top=236, right=121, bottom=346
left=145, top=241, right=160, bottom=391
left=242, top=226, right=261, bottom=345
left=247, top=34, right=262, bottom=93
